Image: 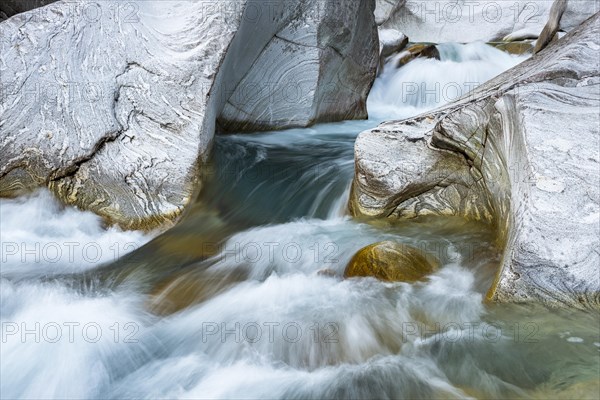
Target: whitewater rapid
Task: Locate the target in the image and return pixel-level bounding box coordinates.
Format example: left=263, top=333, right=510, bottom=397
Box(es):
left=2, top=43, right=599, bottom=399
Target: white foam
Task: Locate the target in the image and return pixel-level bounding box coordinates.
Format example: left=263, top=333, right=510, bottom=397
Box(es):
left=368, top=42, right=528, bottom=119
left=0, top=279, right=149, bottom=399
left=0, top=189, right=152, bottom=276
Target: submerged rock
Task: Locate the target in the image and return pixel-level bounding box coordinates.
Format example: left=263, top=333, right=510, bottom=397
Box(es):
left=0, top=0, right=378, bottom=229
left=350, top=14, right=600, bottom=309
left=489, top=41, right=535, bottom=55
left=344, top=241, right=440, bottom=283
left=148, top=267, right=247, bottom=315
left=395, top=44, right=441, bottom=68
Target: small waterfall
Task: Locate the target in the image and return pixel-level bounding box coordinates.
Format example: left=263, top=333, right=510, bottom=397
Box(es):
left=319, top=42, right=528, bottom=216
left=326, top=182, right=352, bottom=220
left=368, top=42, right=528, bottom=119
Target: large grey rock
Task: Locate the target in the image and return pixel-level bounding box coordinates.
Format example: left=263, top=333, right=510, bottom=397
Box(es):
left=0, top=0, right=246, bottom=229
left=350, top=14, right=600, bottom=309
left=0, top=0, right=378, bottom=229
left=381, top=0, right=598, bottom=43
left=217, top=0, right=378, bottom=131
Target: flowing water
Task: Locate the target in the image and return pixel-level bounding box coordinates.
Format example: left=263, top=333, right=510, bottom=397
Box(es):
left=1, top=43, right=599, bottom=399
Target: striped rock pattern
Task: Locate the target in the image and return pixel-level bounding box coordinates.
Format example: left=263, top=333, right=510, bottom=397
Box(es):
left=350, top=14, right=600, bottom=309
left=0, top=0, right=378, bottom=229
left=0, top=1, right=249, bottom=229
left=218, top=0, right=378, bottom=131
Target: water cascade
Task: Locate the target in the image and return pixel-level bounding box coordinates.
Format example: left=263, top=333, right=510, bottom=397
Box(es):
left=1, top=43, right=598, bottom=399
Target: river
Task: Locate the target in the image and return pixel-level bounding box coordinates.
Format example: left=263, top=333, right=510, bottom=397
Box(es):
left=1, top=42, right=598, bottom=399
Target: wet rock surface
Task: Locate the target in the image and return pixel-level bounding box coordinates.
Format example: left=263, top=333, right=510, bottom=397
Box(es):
left=345, top=241, right=440, bottom=283
left=395, top=44, right=441, bottom=68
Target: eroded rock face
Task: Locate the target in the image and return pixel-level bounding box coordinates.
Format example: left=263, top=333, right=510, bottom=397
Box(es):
left=349, top=118, right=495, bottom=223
left=345, top=241, right=440, bottom=282
left=217, top=0, right=378, bottom=131
left=350, top=14, right=600, bottom=309
left=380, top=0, right=598, bottom=43
left=0, top=0, right=378, bottom=229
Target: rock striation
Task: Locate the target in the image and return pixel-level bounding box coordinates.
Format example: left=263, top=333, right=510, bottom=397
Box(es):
left=217, top=0, right=378, bottom=131
left=350, top=14, right=600, bottom=309
left=0, top=1, right=250, bottom=229
left=0, top=0, right=378, bottom=229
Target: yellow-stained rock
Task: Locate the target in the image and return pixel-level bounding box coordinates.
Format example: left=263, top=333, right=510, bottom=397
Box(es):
left=489, top=40, right=534, bottom=55
left=396, top=44, right=440, bottom=68
left=344, top=241, right=440, bottom=282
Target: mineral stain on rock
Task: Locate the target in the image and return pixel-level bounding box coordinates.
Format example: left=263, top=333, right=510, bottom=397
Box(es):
left=344, top=241, right=440, bottom=283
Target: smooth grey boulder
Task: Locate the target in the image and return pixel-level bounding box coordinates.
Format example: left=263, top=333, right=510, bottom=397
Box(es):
left=217, top=0, right=378, bottom=132
left=380, top=0, right=598, bottom=43
left=350, top=14, right=600, bottom=309
left=0, top=0, right=246, bottom=229
left=0, top=0, right=378, bottom=229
